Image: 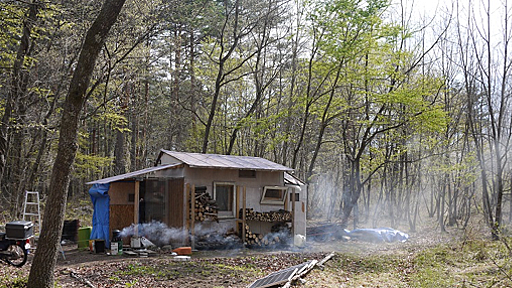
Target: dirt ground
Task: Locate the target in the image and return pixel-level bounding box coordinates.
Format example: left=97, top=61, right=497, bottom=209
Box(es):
left=0, top=225, right=459, bottom=288
left=2, top=241, right=332, bottom=288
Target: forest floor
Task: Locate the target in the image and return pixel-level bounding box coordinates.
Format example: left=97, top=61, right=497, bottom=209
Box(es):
left=2, top=222, right=512, bottom=288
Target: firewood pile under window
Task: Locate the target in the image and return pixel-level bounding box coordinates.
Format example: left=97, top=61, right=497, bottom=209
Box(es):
left=193, top=190, right=218, bottom=222
left=240, top=208, right=292, bottom=222
left=195, top=229, right=241, bottom=250
left=242, top=223, right=290, bottom=247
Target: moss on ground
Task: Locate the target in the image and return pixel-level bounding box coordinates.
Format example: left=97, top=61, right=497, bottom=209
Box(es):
left=303, top=237, right=512, bottom=288
left=3, top=236, right=512, bottom=287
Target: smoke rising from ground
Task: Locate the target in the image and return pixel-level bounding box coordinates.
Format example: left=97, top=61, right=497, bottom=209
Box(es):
left=119, top=221, right=243, bottom=248
left=118, top=221, right=300, bottom=250
left=119, top=221, right=189, bottom=246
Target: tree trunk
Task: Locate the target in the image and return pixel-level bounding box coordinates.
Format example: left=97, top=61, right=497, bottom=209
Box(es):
left=202, top=0, right=241, bottom=153
left=114, top=128, right=126, bottom=174
left=114, top=84, right=129, bottom=175
left=27, top=84, right=60, bottom=190
left=27, top=0, right=126, bottom=286
left=0, top=1, right=39, bottom=193
left=439, top=175, right=447, bottom=233
left=130, top=100, right=138, bottom=171
left=340, top=159, right=362, bottom=228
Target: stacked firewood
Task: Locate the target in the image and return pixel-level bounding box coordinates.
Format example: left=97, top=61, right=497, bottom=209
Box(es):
left=195, top=229, right=241, bottom=250
left=242, top=224, right=290, bottom=247
left=240, top=208, right=292, bottom=222
left=193, top=191, right=218, bottom=222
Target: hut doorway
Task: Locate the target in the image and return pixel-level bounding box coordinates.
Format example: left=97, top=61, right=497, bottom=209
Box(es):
left=140, top=178, right=184, bottom=228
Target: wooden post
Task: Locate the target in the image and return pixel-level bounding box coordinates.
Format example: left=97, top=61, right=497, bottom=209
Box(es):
left=134, top=180, right=140, bottom=237
left=236, top=186, right=240, bottom=234
left=242, top=186, right=246, bottom=245
left=190, top=184, right=195, bottom=249
left=185, top=184, right=189, bottom=230
left=291, top=188, right=295, bottom=237
left=284, top=189, right=288, bottom=211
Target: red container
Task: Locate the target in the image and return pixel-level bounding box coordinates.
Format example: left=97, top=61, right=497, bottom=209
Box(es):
left=172, top=247, right=192, bottom=255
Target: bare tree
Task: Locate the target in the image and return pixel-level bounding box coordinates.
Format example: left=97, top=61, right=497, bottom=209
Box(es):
left=457, top=0, right=512, bottom=239
left=27, top=0, right=126, bottom=286
left=201, top=0, right=275, bottom=153
left=0, top=1, right=39, bottom=210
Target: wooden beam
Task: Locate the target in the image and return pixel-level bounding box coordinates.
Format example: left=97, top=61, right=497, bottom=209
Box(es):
left=318, top=252, right=336, bottom=267
left=242, top=186, right=246, bottom=245
left=291, top=188, right=295, bottom=236
left=284, top=190, right=288, bottom=211
left=236, top=186, right=240, bottom=234
left=281, top=259, right=320, bottom=288
left=190, top=184, right=195, bottom=249
left=185, top=183, right=190, bottom=231
left=134, top=180, right=140, bottom=237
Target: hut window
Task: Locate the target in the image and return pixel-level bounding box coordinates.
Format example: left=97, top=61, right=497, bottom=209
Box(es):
left=214, top=182, right=236, bottom=218
left=261, top=186, right=287, bottom=205
left=128, top=193, right=135, bottom=203
left=144, top=180, right=167, bottom=223
left=239, top=170, right=256, bottom=178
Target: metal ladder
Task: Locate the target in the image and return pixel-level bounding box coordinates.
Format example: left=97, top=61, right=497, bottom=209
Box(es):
left=22, top=191, right=41, bottom=233
left=22, top=191, right=65, bottom=259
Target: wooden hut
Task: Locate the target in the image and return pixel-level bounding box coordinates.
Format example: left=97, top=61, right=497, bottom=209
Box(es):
left=87, top=150, right=307, bottom=247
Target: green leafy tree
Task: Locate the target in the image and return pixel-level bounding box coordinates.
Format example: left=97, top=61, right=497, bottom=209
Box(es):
left=305, top=0, right=448, bottom=227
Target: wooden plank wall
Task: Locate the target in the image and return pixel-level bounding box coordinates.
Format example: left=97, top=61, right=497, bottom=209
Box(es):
left=167, top=178, right=184, bottom=228
left=109, top=204, right=134, bottom=239
left=109, top=182, right=135, bottom=204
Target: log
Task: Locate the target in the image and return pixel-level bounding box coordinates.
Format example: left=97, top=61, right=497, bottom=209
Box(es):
left=242, top=222, right=291, bottom=248
left=68, top=269, right=96, bottom=288
left=281, top=260, right=319, bottom=288
left=192, top=190, right=218, bottom=222
left=317, top=251, right=335, bottom=269
left=240, top=208, right=292, bottom=222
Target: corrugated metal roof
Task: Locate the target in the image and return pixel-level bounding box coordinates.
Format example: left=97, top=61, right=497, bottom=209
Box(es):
left=86, top=163, right=180, bottom=185
left=160, top=150, right=293, bottom=172
left=285, top=172, right=305, bottom=186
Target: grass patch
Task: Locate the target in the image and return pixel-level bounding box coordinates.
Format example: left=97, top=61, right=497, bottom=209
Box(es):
left=116, top=262, right=168, bottom=279
left=109, top=258, right=261, bottom=285
left=410, top=245, right=458, bottom=288
left=302, top=251, right=411, bottom=287
left=302, top=238, right=512, bottom=288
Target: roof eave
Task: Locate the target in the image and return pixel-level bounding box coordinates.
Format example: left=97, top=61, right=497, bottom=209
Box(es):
left=186, top=164, right=293, bottom=172
left=86, top=163, right=180, bottom=185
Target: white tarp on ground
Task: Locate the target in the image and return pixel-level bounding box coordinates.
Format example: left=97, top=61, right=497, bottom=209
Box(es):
left=346, top=228, right=409, bottom=243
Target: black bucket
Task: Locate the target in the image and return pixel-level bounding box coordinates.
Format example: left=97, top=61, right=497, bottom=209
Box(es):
left=112, top=229, right=121, bottom=242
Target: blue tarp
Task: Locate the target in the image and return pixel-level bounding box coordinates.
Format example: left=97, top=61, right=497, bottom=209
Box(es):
left=89, top=183, right=110, bottom=247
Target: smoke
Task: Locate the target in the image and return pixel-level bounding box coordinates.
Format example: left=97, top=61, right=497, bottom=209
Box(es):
left=309, top=172, right=344, bottom=221
left=119, top=221, right=188, bottom=247
left=192, top=222, right=226, bottom=237
left=119, top=221, right=301, bottom=250
left=307, top=223, right=350, bottom=242
left=119, top=221, right=243, bottom=249
left=192, top=222, right=243, bottom=250
left=260, top=230, right=292, bottom=247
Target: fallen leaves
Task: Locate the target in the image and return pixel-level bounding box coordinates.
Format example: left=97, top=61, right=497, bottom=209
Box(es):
left=0, top=250, right=328, bottom=288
